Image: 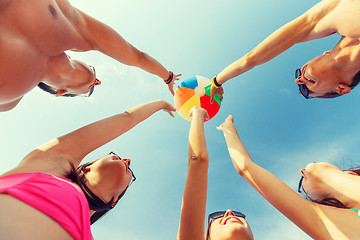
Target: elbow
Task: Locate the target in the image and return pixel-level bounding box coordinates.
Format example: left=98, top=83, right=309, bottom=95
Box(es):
left=128, top=50, right=147, bottom=68
left=121, top=110, right=137, bottom=126
left=243, top=51, right=257, bottom=69
left=230, top=154, right=252, bottom=176
left=190, top=152, right=209, bottom=164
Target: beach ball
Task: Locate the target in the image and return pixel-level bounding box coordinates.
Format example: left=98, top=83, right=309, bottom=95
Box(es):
left=174, top=76, right=222, bottom=122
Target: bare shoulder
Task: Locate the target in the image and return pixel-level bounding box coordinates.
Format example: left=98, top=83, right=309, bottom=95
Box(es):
left=313, top=0, right=360, bottom=37
left=313, top=204, right=360, bottom=239
left=55, top=0, right=81, bottom=23
left=305, top=0, right=341, bottom=21
left=0, top=150, right=72, bottom=178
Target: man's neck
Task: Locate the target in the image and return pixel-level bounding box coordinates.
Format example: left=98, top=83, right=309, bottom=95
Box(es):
left=43, top=53, right=73, bottom=88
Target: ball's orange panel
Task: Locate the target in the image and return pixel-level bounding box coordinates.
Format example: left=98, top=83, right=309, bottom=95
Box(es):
left=177, top=95, right=201, bottom=121
left=174, top=87, right=195, bottom=110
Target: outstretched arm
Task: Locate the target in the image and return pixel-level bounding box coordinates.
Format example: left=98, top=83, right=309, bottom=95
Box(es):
left=21, top=100, right=175, bottom=168
left=217, top=115, right=351, bottom=239
left=177, top=107, right=209, bottom=240
left=60, top=0, right=181, bottom=94
left=210, top=0, right=340, bottom=101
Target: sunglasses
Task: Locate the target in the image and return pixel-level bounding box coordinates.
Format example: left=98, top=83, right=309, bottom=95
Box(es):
left=295, top=68, right=312, bottom=99
left=298, top=175, right=304, bottom=193
left=109, top=152, right=136, bottom=187
left=207, top=211, right=246, bottom=226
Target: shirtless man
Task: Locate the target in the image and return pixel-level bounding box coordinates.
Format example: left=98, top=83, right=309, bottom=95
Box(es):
left=0, top=0, right=180, bottom=111
left=210, top=0, right=360, bottom=101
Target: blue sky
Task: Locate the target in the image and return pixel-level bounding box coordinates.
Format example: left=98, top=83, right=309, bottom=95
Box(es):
left=2, top=0, right=360, bottom=239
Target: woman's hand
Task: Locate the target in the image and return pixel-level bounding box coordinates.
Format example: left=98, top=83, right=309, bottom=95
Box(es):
left=216, top=115, right=234, bottom=132
left=160, top=99, right=176, bottom=117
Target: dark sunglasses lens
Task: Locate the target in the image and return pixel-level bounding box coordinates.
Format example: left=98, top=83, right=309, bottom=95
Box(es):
left=295, top=68, right=301, bottom=79
left=88, top=86, right=95, bottom=97
left=298, top=84, right=310, bottom=99
left=209, top=211, right=226, bottom=220
left=232, top=211, right=246, bottom=218
left=92, top=66, right=96, bottom=78
left=209, top=211, right=245, bottom=220
left=298, top=176, right=304, bottom=193
left=129, top=168, right=136, bottom=180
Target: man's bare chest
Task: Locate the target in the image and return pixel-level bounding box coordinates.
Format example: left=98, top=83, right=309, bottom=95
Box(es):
left=0, top=0, right=84, bottom=56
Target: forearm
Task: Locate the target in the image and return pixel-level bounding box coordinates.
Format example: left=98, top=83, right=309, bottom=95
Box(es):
left=177, top=163, right=208, bottom=240
left=221, top=122, right=251, bottom=173
left=240, top=161, right=323, bottom=239
left=222, top=122, right=321, bottom=238
left=216, top=11, right=321, bottom=85
left=35, top=100, right=167, bottom=164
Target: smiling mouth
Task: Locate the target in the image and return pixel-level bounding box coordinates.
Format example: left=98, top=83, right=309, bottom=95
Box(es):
left=302, top=66, right=316, bottom=84
left=224, top=217, right=243, bottom=225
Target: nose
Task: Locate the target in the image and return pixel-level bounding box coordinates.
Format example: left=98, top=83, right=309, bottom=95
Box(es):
left=94, top=78, right=101, bottom=86
left=295, top=76, right=303, bottom=84
left=123, top=158, right=131, bottom=167
left=299, top=168, right=305, bottom=176
left=224, top=209, right=234, bottom=218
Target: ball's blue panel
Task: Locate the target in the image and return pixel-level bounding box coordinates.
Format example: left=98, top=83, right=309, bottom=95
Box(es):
left=179, top=76, right=198, bottom=90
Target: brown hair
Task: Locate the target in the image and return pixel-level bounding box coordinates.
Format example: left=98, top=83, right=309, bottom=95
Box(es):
left=66, top=162, right=129, bottom=224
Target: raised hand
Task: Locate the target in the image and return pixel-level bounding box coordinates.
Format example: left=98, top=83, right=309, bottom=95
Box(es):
left=210, top=85, right=224, bottom=104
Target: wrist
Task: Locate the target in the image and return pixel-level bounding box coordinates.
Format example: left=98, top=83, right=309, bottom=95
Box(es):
left=211, top=76, right=222, bottom=88
left=194, top=109, right=207, bottom=119
left=164, top=71, right=174, bottom=84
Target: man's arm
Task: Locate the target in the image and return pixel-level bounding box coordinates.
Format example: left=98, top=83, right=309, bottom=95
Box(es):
left=59, top=0, right=180, bottom=93
left=210, top=0, right=341, bottom=100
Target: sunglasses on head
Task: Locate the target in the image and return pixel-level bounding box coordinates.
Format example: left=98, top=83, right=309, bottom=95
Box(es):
left=109, top=152, right=136, bottom=187
left=295, top=68, right=312, bottom=99
left=207, top=211, right=246, bottom=226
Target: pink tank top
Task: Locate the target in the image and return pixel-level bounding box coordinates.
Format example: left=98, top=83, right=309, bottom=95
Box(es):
left=0, top=172, right=92, bottom=240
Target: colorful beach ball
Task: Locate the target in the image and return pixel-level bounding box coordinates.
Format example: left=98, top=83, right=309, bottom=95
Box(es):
left=174, top=76, right=222, bottom=122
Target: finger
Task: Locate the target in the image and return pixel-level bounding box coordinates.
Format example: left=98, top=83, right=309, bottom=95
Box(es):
left=205, top=113, right=210, bottom=120
left=226, top=115, right=234, bottom=122
left=169, top=111, right=174, bottom=118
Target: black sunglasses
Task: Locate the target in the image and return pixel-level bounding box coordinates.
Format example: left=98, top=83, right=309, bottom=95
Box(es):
left=295, top=68, right=312, bottom=99
left=207, top=211, right=246, bottom=226
left=109, top=151, right=136, bottom=186
left=298, top=175, right=304, bottom=193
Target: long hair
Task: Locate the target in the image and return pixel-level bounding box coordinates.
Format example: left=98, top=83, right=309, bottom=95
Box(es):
left=305, top=167, right=360, bottom=208
left=66, top=162, right=129, bottom=224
